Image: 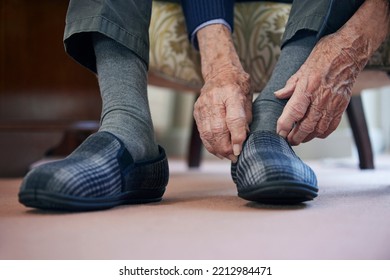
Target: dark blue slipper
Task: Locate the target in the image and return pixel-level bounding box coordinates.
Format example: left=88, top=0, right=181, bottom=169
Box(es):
left=231, top=131, right=318, bottom=204
left=18, top=131, right=169, bottom=211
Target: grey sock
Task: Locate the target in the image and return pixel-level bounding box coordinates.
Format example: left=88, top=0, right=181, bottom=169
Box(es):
left=93, top=33, right=159, bottom=161
left=251, top=31, right=317, bottom=133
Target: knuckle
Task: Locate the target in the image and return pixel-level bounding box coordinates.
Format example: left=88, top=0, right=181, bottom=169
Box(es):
left=193, top=100, right=204, bottom=114
left=210, top=124, right=225, bottom=135
left=194, top=99, right=200, bottom=109
left=316, top=128, right=327, bottom=136
left=277, top=118, right=292, bottom=131
left=240, top=73, right=251, bottom=90
left=226, top=114, right=246, bottom=126
left=193, top=109, right=200, bottom=121
left=234, top=130, right=247, bottom=143
left=298, top=121, right=315, bottom=134
left=218, top=145, right=232, bottom=156
left=316, top=121, right=330, bottom=135
left=276, top=119, right=292, bottom=130
left=288, top=104, right=307, bottom=120
left=199, top=130, right=213, bottom=142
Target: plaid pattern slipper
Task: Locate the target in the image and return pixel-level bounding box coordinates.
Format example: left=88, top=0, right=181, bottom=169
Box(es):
left=19, top=131, right=169, bottom=211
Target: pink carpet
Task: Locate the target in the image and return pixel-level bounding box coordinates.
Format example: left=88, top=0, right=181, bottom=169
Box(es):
left=1, top=155, right=389, bottom=260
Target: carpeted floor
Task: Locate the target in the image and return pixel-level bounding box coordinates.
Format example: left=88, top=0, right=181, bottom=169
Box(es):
left=0, top=155, right=389, bottom=260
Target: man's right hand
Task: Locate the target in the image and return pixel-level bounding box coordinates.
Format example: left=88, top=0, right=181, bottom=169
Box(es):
left=195, top=24, right=252, bottom=162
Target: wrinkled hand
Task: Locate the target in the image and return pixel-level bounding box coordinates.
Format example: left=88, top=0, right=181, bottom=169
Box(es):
left=194, top=68, right=251, bottom=162
left=275, top=32, right=370, bottom=145
left=194, top=24, right=252, bottom=162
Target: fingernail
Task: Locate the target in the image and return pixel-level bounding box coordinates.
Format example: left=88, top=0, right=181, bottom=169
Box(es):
left=233, top=144, right=241, bottom=156
left=228, top=154, right=238, bottom=163
left=274, top=89, right=282, bottom=95
left=215, top=154, right=224, bottom=160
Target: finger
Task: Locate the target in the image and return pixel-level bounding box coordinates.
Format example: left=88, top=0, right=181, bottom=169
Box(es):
left=197, top=120, right=215, bottom=155
left=302, top=108, right=345, bottom=143
left=302, top=112, right=332, bottom=143
left=317, top=113, right=343, bottom=139
left=194, top=102, right=217, bottom=155
left=225, top=97, right=248, bottom=156
left=193, top=94, right=239, bottom=162
left=276, top=78, right=311, bottom=138
left=206, top=103, right=238, bottom=162
left=209, top=113, right=234, bottom=158
left=287, top=105, right=322, bottom=145
left=274, top=74, right=299, bottom=99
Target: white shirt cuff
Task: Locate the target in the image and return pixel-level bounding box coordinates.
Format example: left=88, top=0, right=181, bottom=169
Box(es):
left=190, top=19, right=232, bottom=49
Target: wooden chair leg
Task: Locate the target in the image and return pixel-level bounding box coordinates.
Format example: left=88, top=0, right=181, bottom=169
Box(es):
left=346, top=95, right=374, bottom=169
left=188, top=94, right=203, bottom=168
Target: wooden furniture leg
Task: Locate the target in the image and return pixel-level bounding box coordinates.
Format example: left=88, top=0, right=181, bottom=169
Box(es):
left=346, top=95, right=375, bottom=169
left=188, top=94, right=203, bottom=168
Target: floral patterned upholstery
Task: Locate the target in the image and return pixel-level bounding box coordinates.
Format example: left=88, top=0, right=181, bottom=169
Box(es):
left=149, top=1, right=390, bottom=93
left=149, top=1, right=202, bottom=91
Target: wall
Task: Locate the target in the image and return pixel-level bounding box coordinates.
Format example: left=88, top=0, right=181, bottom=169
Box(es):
left=0, top=0, right=101, bottom=176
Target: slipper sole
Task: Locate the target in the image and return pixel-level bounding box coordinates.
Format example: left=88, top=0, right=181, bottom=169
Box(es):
left=238, top=180, right=318, bottom=205
left=19, top=188, right=165, bottom=211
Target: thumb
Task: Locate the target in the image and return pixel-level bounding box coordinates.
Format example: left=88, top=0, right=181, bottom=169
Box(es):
left=226, top=99, right=248, bottom=157
left=276, top=77, right=310, bottom=139
left=274, top=74, right=299, bottom=99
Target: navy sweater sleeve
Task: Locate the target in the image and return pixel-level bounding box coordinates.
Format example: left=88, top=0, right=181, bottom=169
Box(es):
left=180, top=0, right=234, bottom=47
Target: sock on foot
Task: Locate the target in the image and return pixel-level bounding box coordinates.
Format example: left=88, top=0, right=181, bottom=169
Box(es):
left=93, top=33, right=159, bottom=161
left=18, top=33, right=170, bottom=211
left=250, top=31, right=317, bottom=133
left=233, top=31, right=319, bottom=204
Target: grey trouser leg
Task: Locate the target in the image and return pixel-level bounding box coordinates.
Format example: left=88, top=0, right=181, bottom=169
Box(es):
left=64, top=0, right=152, bottom=73
left=282, top=0, right=365, bottom=46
